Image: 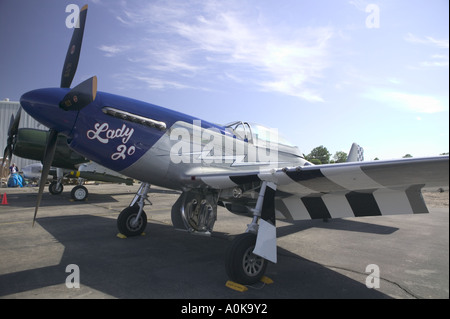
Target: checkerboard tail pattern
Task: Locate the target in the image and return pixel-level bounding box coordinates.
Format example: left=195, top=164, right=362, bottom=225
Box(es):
left=347, top=143, right=364, bottom=162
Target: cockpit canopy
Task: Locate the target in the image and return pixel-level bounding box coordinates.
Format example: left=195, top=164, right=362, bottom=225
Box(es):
left=224, top=121, right=300, bottom=152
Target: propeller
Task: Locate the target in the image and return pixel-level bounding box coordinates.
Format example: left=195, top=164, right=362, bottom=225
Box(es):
left=2, top=107, right=22, bottom=167
left=61, top=4, right=88, bottom=89
left=33, top=4, right=96, bottom=225
left=33, top=129, right=58, bottom=226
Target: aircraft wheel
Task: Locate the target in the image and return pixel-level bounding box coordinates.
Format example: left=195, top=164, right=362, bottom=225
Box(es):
left=225, top=232, right=267, bottom=285
left=117, top=205, right=147, bottom=237
left=49, top=181, right=63, bottom=195
left=171, top=192, right=216, bottom=232
left=71, top=185, right=88, bottom=201
left=171, top=192, right=186, bottom=229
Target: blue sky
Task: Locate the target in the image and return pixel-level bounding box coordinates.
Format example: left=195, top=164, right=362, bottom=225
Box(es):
left=1, top=0, right=448, bottom=160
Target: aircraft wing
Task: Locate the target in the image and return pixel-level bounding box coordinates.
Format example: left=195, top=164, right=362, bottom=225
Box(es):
left=188, top=156, right=449, bottom=221
left=67, top=170, right=134, bottom=185
left=68, top=162, right=134, bottom=185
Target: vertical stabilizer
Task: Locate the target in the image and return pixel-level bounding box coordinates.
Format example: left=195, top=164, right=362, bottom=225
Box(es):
left=347, top=143, right=364, bottom=162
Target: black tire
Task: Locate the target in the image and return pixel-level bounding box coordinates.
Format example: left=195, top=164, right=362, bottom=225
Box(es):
left=171, top=192, right=186, bottom=230
left=117, top=205, right=147, bottom=237
left=49, top=181, right=63, bottom=195
left=225, top=232, right=267, bottom=285
left=71, top=185, right=88, bottom=201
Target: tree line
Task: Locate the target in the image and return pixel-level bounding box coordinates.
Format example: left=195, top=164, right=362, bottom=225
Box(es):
left=304, top=145, right=449, bottom=165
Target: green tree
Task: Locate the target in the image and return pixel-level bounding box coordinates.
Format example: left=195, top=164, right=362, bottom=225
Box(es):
left=306, top=145, right=331, bottom=164
left=333, top=151, right=348, bottom=163
left=403, top=154, right=413, bottom=158
left=309, top=158, right=322, bottom=165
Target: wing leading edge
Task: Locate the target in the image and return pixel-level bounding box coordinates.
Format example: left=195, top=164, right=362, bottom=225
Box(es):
left=190, top=156, right=448, bottom=221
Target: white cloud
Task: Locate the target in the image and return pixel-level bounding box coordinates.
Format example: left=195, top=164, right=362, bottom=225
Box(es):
left=98, top=45, right=130, bottom=57
left=405, top=33, right=449, bottom=49
left=365, top=89, right=448, bottom=113
left=404, top=33, right=449, bottom=69
left=102, top=0, right=333, bottom=102
left=348, top=0, right=369, bottom=11
left=386, top=92, right=447, bottom=113
left=133, top=76, right=196, bottom=90
left=420, top=54, right=449, bottom=68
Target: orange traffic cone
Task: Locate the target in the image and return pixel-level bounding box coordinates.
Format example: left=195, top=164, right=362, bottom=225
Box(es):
left=1, top=193, right=8, bottom=205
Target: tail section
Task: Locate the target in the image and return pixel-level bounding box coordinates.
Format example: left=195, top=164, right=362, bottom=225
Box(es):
left=347, top=143, right=364, bottom=162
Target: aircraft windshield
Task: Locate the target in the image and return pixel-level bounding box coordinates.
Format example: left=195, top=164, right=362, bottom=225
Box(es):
left=250, top=123, right=295, bottom=146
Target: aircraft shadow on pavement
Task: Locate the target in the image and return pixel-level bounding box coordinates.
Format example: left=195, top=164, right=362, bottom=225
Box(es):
left=1, top=186, right=180, bottom=209
left=1, top=190, right=121, bottom=208
left=0, top=214, right=391, bottom=299
left=276, top=218, right=398, bottom=238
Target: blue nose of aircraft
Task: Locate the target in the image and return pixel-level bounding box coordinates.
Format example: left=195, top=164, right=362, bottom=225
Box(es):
left=20, top=88, right=79, bottom=137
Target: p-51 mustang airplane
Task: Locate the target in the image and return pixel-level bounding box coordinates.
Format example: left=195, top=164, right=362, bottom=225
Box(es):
left=20, top=5, right=448, bottom=285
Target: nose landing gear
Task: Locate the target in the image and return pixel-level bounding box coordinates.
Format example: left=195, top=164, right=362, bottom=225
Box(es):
left=117, top=204, right=147, bottom=237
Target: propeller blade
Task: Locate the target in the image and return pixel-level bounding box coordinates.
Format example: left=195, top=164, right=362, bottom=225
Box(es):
left=33, top=129, right=58, bottom=226
left=60, top=5, right=88, bottom=88
left=59, top=76, right=97, bottom=111
left=1, top=147, right=9, bottom=168
left=2, top=108, right=22, bottom=166
left=9, top=107, right=22, bottom=137
left=8, top=114, right=14, bottom=136
left=2, top=115, right=14, bottom=166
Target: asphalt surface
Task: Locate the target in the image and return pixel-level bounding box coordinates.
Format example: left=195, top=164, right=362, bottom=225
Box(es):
left=0, top=183, right=448, bottom=299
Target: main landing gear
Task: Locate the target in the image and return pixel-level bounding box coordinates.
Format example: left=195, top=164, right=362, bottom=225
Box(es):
left=225, top=181, right=277, bottom=285
left=48, top=178, right=89, bottom=201
left=225, top=232, right=268, bottom=285
left=116, top=181, right=276, bottom=286
left=117, top=183, right=150, bottom=237
left=170, top=191, right=217, bottom=235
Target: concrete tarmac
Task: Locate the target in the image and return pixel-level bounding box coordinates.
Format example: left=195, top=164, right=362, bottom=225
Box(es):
left=0, top=183, right=448, bottom=299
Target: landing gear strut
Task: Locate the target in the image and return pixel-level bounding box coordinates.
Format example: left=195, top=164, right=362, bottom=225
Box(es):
left=117, top=183, right=150, bottom=237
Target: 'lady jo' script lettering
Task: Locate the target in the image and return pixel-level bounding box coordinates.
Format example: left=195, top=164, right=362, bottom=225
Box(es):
left=87, top=123, right=134, bottom=144
left=87, top=122, right=136, bottom=161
